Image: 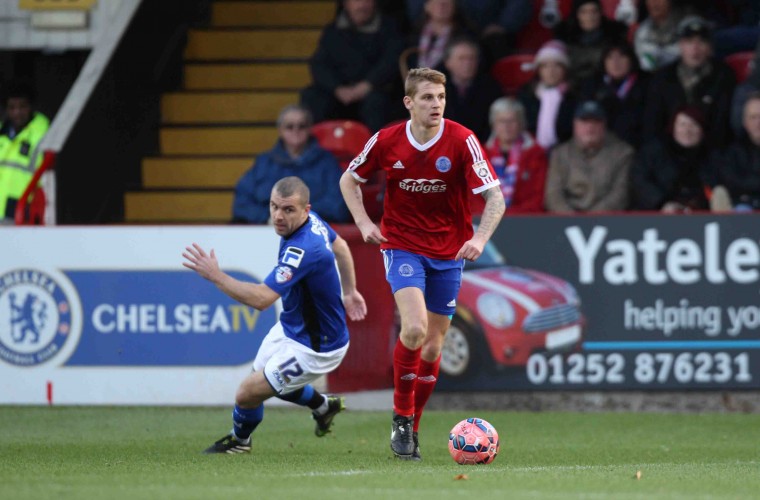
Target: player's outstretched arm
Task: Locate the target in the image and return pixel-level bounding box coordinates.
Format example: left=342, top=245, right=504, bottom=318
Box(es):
left=455, top=187, right=506, bottom=261
left=332, top=235, right=367, bottom=322
left=339, top=170, right=387, bottom=245
left=182, top=243, right=279, bottom=310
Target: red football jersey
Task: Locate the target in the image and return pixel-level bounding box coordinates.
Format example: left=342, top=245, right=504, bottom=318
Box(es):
left=348, top=119, right=499, bottom=260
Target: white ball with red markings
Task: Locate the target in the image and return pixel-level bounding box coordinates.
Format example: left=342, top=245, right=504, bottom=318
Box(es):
left=448, top=417, right=500, bottom=465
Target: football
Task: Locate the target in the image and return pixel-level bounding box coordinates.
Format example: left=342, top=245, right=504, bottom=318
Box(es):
left=448, top=417, right=500, bottom=465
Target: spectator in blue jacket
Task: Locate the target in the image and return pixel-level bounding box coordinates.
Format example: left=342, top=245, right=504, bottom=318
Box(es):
left=232, top=105, right=350, bottom=224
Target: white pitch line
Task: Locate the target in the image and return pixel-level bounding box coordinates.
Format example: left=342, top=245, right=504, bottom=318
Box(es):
left=282, top=470, right=371, bottom=477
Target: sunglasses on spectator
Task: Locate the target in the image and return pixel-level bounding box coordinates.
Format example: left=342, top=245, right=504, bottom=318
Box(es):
left=282, top=122, right=309, bottom=131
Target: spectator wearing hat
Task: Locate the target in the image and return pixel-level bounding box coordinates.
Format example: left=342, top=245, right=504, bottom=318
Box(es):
left=579, top=40, right=648, bottom=148
left=642, top=15, right=736, bottom=150
left=711, top=92, right=760, bottom=212
left=634, top=0, right=690, bottom=73
left=631, top=105, right=714, bottom=212
left=554, top=0, right=629, bottom=82
left=517, top=40, right=577, bottom=150
left=544, top=100, right=634, bottom=212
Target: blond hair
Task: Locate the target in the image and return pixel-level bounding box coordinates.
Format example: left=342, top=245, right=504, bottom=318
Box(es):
left=405, top=68, right=446, bottom=98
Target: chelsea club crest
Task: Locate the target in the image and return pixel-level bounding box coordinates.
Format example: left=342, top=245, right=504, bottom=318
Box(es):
left=0, top=269, right=81, bottom=367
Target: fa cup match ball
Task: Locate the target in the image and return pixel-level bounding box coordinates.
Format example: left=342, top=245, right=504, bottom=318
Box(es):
left=448, top=417, right=500, bottom=465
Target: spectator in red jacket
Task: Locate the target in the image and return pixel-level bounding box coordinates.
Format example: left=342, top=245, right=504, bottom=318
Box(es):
left=471, top=97, right=548, bottom=216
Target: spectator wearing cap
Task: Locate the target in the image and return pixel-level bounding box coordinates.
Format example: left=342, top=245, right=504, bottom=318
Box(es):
left=442, top=36, right=503, bottom=142
left=544, top=100, right=634, bottom=212
left=631, top=105, right=714, bottom=212
left=579, top=40, right=648, bottom=147
left=642, top=15, right=736, bottom=150
left=634, top=0, right=690, bottom=73
left=710, top=92, right=760, bottom=212
left=517, top=40, right=577, bottom=150
left=553, top=0, right=629, bottom=82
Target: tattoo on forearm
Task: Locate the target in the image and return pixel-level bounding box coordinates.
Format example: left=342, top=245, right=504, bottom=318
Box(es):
left=476, top=188, right=506, bottom=240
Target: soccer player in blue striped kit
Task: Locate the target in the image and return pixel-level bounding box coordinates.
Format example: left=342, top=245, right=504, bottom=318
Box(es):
left=183, top=176, right=367, bottom=454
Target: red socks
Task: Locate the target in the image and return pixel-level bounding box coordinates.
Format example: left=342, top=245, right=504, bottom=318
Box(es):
left=413, top=355, right=441, bottom=432
left=392, top=340, right=420, bottom=416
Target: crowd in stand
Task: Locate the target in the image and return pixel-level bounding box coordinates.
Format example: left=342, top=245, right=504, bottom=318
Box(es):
left=233, top=0, right=760, bottom=223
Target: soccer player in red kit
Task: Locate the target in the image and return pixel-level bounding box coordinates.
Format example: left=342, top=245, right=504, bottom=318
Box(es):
left=339, top=67, right=506, bottom=460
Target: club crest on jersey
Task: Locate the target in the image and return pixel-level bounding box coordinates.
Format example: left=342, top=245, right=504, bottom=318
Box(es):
left=473, top=160, right=490, bottom=179
left=275, top=266, right=294, bottom=283
left=435, top=156, right=451, bottom=173
left=398, top=264, right=414, bottom=277
left=349, top=152, right=367, bottom=169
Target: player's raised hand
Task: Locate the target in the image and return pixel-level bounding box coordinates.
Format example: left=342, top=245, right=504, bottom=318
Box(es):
left=455, top=238, right=485, bottom=262
left=182, top=243, right=221, bottom=282
left=343, top=290, right=367, bottom=322
left=358, top=221, right=388, bottom=245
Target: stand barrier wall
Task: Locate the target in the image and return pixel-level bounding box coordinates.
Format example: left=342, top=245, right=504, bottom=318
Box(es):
left=1, top=215, right=758, bottom=404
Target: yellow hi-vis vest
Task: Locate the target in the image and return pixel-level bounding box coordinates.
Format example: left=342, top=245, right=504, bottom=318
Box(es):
left=0, top=112, right=50, bottom=219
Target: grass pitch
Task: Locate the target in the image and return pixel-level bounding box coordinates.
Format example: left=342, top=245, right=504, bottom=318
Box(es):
left=1, top=406, right=759, bottom=500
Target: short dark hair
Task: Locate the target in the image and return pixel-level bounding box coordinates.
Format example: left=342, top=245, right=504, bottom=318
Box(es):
left=745, top=91, right=760, bottom=108
left=443, top=35, right=480, bottom=63
left=272, top=176, right=310, bottom=205
left=4, top=79, right=35, bottom=104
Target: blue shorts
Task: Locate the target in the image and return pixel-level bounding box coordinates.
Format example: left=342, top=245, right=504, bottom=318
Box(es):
left=381, top=249, right=464, bottom=316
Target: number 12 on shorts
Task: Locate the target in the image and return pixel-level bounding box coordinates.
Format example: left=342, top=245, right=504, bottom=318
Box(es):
left=278, top=357, right=304, bottom=383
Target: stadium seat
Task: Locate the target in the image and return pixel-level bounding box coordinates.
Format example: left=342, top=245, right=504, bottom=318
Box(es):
left=311, top=119, right=383, bottom=220
left=600, top=0, right=620, bottom=19
left=491, top=54, right=536, bottom=95
left=311, top=119, right=372, bottom=169
left=514, top=0, right=572, bottom=53
left=725, top=51, right=754, bottom=83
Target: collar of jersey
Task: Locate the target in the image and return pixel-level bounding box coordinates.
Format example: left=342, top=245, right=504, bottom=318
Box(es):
left=405, top=118, right=445, bottom=151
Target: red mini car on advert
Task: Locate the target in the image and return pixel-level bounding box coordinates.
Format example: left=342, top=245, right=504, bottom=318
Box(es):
left=440, top=241, right=585, bottom=378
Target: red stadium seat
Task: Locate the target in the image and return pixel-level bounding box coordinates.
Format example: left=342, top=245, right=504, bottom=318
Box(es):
left=725, top=51, right=755, bottom=83
left=491, top=54, right=536, bottom=95
left=311, top=119, right=384, bottom=220
left=311, top=119, right=372, bottom=170
left=514, top=0, right=572, bottom=53
left=600, top=0, right=620, bottom=19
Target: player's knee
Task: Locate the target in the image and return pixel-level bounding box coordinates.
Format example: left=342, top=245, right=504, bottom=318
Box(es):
left=235, top=385, right=258, bottom=407
left=400, top=321, right=427, bottom=346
